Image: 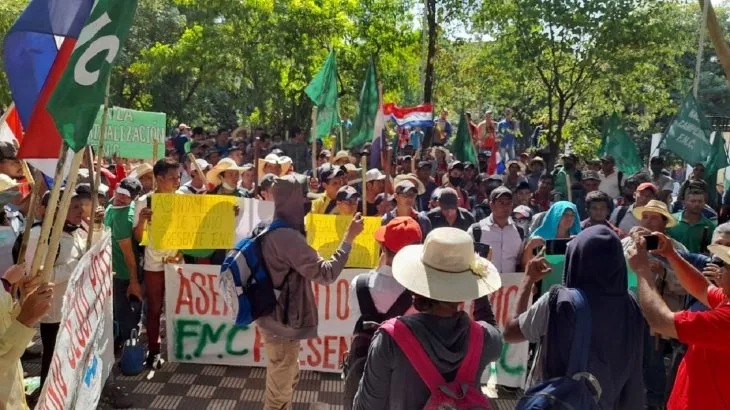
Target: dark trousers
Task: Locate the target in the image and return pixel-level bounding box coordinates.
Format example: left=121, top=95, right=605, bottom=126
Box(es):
left=113, top=278, right=142, bottom=347
left=643, top=327, right=670, bottom=406
left=144, top=270, right=165, bottom=354
left=40, top=322, right=60, bottom=387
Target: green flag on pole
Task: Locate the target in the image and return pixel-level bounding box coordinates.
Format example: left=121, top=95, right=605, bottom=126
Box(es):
left=47, top=0, right=139, bottom=152
left=452, top=112, right=476, bottom=164
left=704, top=128, right=729, bottom=176
left=660, top=93, right=713, bottom=165
left=599, top=113, right=643, bottom=175
left=347, top=59, right=379, bottom=148
left=305, top=50, right=339, bottom=141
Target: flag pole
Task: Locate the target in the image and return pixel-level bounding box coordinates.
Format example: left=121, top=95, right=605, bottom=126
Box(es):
left=40, top=149, right=85, bottom=283
left=361, top=155, right=367, bottom=216
left=311, top=106, right=319, bottom=178
left=29, top=144, right=68, bottom=280
left=12, top=167, right=40, bottom=300
left=86, top=78, right=111, bottom=251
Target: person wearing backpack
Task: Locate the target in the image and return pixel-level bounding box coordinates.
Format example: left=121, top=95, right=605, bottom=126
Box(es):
left=353, top=227, right=503, bottom=410
left=504, top=225, right=646, bottom=409
left=343, top=216, right=423, bottom=409
left=255, top=174, right=363, bottom=410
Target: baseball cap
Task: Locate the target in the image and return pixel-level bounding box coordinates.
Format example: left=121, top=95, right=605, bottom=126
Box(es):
left=374, top=216, right=423, bottom=253
left=318, top=149, right=332, bottom=159
left=374, top=192, right=395, bottom=207
left=194, top=158, right=211, bottom=171
left=417, top=161, right=432, bottom=170
left=0, top=141, right=18, bottom=161
left=513, top=205, right=534, bottom=219
left=650, top=155, right=664, bottom=164
left=490, top=186, right=513, bottom=201
left=335, top=185, right=360, bottom=202
left=318, top=163, right=345, bottom=182
left=515, top=181, right=531, bottom=191
left=395, top=180, right=418, bottom=194
left=116, top=177, right=143, bottom=199
left=582, top=170, right=601, bottom=181
left=438, top=187, right=459, bottom=210
left=636, top=182, right=658, bottom=193
left=463, top=162, right=476, bottom=170
left=260, top=173, right=277, bottom=190
left=365, top=168, right=386, bottom=182
left=448, top=161, right=464, bottom=171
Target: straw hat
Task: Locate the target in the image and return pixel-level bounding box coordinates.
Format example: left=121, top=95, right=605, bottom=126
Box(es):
left=0, top=174, right=19, bottom=192
left=257, top=153, right=292, bottom=177
left=393, top=173, right=426, bottom=195
left=632, top=200, right=677, bottom=228
left=708, top=244, right=730, bottom=266
left=207, top=158, right=244, bottom=185
left=129, top=163, right=153, bottom=179
left=392, top=228, right=501, bottom=302
left=332, top=150, right=354, bottom=165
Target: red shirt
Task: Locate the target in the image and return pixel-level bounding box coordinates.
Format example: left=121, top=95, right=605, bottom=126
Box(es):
left=669, top=287, right=730, bottom=410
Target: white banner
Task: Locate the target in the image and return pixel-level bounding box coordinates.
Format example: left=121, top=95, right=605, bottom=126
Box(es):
left=166, top=265, right=530, bottom=387
left=37, top=231, right=114, bottom=410
left=235, top=198, right=275, bottom=242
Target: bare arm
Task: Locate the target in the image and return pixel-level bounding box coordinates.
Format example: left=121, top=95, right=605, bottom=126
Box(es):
left=665, top=251, right=711, bottom=307
left=504, top=276, right=536, bottom=342
left=118, top=239, right=139, bottom=283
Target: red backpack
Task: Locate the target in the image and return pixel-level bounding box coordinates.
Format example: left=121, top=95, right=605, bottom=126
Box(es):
left=380, top=318, right=491, bottom=410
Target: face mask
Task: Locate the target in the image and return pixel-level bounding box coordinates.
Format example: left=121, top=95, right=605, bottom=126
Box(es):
left=450, top=177, right=463, bottom=187
left=222, top=182, right=237, bottom=190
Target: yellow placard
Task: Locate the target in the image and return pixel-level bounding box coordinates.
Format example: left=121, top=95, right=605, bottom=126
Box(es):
left=151, top=194, right=237, bottom=250
left=305, top=214, right=381, bottom=268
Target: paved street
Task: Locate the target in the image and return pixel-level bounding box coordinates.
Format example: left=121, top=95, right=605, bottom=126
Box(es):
left=22, top=327, right=522, bottom=409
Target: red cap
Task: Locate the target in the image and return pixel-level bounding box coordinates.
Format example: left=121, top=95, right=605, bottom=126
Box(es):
left=636, top=182, right=658, bottom=193
left=374, top=216, right=422, bottom=253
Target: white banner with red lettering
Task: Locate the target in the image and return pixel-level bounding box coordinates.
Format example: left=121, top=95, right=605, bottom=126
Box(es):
left=37, top=231, right=114, bottom=410
left=166, top=265, right=530, bottom=387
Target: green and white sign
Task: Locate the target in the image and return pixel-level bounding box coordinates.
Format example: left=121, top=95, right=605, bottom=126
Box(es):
left=87, top=107, right=166, bottom=159
left=661, top=93, right=712, bottom=165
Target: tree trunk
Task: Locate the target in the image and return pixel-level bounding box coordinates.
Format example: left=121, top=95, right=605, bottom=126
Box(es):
left=422, top=0, right=437, bottom=149
left=699, top=0, right=730, bottom=88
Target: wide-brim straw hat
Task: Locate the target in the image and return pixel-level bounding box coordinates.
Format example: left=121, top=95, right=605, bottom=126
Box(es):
left=207, top=158, right=244, bottom=185
left=393, top=173, right=426, bottom=195
left=632, top=199, right=677, bottom=228
left=0, top=174, right=19, bottom=192
left=257, top=153, right=292, bottom=176
left=129, top=163, right=153, bottom=179
left=392, top=227, right=502, bottom=302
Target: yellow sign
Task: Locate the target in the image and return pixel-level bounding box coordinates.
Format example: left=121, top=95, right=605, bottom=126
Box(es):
left=305, top=214, right=381, bottom=268
left=151, top=194, right=237, bottom=249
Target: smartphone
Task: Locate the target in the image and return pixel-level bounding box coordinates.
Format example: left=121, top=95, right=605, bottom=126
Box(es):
left=644, top=235, right=659, bottom=251
left=545, top=239, right=570, bottom=256
left=474, top=243, right=491, bottom=259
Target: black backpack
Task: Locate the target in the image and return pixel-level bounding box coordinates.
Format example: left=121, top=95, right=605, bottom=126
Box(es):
left=342, top=275, right=412, bottom=409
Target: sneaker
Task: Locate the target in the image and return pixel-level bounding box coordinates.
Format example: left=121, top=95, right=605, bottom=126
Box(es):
left=146, top=352, right=165, bottom=370
left=100, top=384, right=133, bottom=409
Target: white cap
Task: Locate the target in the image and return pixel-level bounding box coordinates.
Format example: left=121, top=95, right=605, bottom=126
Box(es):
left=194, top=158, right=211, bottom=171
left=365, top=168, right=386, bottom=183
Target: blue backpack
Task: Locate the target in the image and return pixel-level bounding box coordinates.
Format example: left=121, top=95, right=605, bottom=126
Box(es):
left=220, top=219, right=290, bottom=327
left=516, top=288, right=602, bottom=410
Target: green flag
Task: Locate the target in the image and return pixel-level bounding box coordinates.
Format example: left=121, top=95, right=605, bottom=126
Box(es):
left=347, top=59, right=378, bottom=148
left=660, top=93, right=713, bottom=165
left=47, top=0, right=139, bottom=152
left=452, top=112, right=476, bottom=164
left=305, top=50, right=339, bottom=141
left=704, top=129, right=729, bottom=175
left=599, top=113, right=643, bottom=175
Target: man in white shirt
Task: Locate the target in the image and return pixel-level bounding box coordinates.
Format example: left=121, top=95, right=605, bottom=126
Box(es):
left=468, top=186, right=524, bottom=273
left=598, top=155, right=624, bottom=200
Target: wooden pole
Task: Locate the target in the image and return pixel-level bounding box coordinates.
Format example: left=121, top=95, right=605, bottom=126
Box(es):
left=16, top=168, right=38, bottom=265
left=187, top=153, right=207, bottom=194
left=311, top=106, right=319, bottom=178
left=40, top=150, right=85, bottom=283
left=86, top=82, right=111, bottom=250
left=152, top=137, right=159, bottom=191
left=253, top=136, right=260, bottom=193
left=29, top=144, right=68, bottom=280
left=361, top=156, right=367, bottom=216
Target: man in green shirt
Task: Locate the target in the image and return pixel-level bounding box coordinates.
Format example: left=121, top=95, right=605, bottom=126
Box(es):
left=104, top=177, right=143, bottom=351
left=668, top=189, right=716, bottom=253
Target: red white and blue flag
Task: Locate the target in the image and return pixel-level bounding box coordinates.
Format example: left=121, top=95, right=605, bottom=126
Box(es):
left=383, top=103, right=434, bottom=128
left=2, top=0, right=95, bottom=176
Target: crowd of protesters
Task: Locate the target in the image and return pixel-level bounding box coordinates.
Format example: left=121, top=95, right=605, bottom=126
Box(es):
left=0, top=108, right=728, bottom=410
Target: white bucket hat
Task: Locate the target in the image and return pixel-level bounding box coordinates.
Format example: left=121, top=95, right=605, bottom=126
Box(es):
left=257, top=153, right=292, bottom=176
left=392, top=227, right=501, bottom=302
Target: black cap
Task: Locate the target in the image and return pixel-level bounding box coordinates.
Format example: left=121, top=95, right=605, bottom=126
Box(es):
left=117, top=177, right=143, bottom=199
left=374, top=192, right=395, bottom=206
left=582, top=170, right=601, bottom=181
left=463, top=162, right=476, bottom=170
left=0, top=141, right=17, bottom=161
left=318, top=163, right=345, bottom=182
left=417, top=160, right=432, bottom=169
left=515, top=181, right=531, bottom=191
left=489, top=186, right=513, bottom=201
left=335, top=185, right=360, bottom=201
left=448, top=161, right=464, bottom=171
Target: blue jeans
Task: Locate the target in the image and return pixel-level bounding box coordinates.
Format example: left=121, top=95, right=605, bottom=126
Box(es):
left=499, top=145, right=516, bottom=162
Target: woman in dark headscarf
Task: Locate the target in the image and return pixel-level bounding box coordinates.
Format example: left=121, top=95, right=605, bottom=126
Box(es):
left=505, top=225, right=646, bottom=409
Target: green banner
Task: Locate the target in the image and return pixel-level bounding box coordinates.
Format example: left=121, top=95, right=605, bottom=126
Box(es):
left=87, top=107, right=166, bottom=159
left=661, top=93, right=712, bottom=165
